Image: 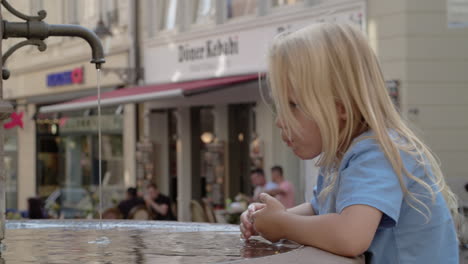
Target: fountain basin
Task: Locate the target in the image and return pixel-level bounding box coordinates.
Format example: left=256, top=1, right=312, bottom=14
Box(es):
left=2, top=220, right=363, bottom=264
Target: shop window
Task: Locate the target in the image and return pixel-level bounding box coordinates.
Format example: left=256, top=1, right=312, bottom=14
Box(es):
left=37, top=108, right=125, bottom=219
left=194, top=0, right=215, bottom=24
left=227, top=0, right=257, bottom=19
left=191, top=107, right=215, bottom=202
left=228, top=104, right=255, bottom=199
left=162, top=0, right=178, bottom=30
left=272, top=0, right=304, bottom=7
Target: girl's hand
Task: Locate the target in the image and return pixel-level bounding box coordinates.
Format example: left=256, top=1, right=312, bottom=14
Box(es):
left=240, top=203, right=266, bottom=240
left=252, top=193, right=287, bottom=242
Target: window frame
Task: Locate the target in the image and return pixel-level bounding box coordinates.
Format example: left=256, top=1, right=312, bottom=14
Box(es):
left=224, top=0, right=259, bottom=22
left=269, top=0, right=308, bottom=15
left=193, top=0, right=216, bottom=25
left=161, top=0, right=180, bottom=32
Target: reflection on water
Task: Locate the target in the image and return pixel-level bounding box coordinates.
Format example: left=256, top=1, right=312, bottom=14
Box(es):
left=0, top=228, right=301, bottom=263
left=88, top=236, right=111, bottom=245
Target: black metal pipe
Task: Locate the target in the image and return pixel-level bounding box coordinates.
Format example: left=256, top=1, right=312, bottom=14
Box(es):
left=48, top=24, right=105, bottom=68
left=3, top=20, right=105, bottom=69
left=133, top=0, right=141, bottom=84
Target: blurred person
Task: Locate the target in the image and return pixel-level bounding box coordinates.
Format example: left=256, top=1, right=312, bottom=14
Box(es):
left=102, top=207, right=122, bottom=219
left=266, top=166, right=295, bottom=209
left=118, top=187, right=145, bottom=219
left=28, top=197, right=45, bottom=219
left=250, top=168, right=277, bottom=202
left=239, top=23, right=459, bottom=263
left=144, top=183, right=176, bottom=221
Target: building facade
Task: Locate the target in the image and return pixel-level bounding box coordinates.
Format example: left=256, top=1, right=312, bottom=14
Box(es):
left=140, top=0, right=468, bottom=221
left=140, top=0, right=365, bottom=221
left=2, top=0, right=467, bottom=221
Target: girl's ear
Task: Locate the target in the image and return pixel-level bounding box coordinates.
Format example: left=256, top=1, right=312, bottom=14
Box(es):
left=336, top=102, right=347, bottom=121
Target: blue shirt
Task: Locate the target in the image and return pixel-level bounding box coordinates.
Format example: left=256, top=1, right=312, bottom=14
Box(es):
left=310, top=131, right=459, bottom=264
left=265, top=181, right=278, bottom=191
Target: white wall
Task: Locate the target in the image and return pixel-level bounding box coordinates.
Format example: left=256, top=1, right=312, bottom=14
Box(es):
left=405, top=0, right=468, bottom=206
left=17, top=104, right=36, bottom=210
left=368, top=0, right=468, bottom=206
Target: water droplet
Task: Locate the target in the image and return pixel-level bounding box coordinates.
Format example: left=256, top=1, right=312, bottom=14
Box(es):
left=88, top=236, right=111, bottom=246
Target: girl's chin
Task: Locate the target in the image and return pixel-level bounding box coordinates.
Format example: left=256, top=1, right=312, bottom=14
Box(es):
left=293, top=148, right=320, bottom=160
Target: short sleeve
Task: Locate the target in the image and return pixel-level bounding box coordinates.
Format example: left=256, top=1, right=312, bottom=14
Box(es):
left=310, top=185, right=319, bottom=214
left=336, top=140, right=404, bottom=228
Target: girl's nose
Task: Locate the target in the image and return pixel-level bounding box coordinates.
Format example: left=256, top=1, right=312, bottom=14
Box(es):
left=275, top=116, right=283, bottom=128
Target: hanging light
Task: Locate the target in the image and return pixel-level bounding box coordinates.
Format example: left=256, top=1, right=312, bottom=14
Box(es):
left=201, top=132, right=214, bottom=144
left=238, top=133, right=244, bottom=142
left=51, top=124, right=58, bottom=135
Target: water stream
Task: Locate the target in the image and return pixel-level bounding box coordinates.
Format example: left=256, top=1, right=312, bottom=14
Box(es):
left=88, top=68, right=110, bottom=245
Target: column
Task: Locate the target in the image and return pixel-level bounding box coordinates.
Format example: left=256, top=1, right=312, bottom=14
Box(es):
left=148, top=111, right=169, bottom=195
left=17, top=104, right=36, bottom=211
left=123, top=104, right=136, bottom=188
left=213, top=105, right=229, bottom=198
left=176, top=107, right=191, bottom=222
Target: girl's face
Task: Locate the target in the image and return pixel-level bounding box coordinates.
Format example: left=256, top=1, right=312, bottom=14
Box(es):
left=275, top=97, right=323, bottom=160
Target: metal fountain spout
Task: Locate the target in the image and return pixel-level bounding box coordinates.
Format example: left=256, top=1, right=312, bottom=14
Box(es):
left=0, top=0, right=106, bottom=244
left=1, top=0, right=106, bottom=79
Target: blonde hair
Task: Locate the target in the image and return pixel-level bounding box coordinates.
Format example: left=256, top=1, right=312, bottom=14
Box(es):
left=267, top=23, right=461, bottom=231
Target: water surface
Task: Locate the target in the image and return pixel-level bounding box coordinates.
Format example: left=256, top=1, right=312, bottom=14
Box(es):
left=1, top=221, right=301, bottom=264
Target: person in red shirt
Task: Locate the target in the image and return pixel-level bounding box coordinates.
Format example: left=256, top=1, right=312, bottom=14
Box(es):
left=266, top=166, right=295, bottom=209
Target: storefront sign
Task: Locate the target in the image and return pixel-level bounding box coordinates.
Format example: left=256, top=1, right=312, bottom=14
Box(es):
left=59, top=115, right=122, bottom=133
left=145, top=2, right=365, bottom=83
left=178, top=36, right=239, bottom=62
left=47, top=67, right=84, bottom=87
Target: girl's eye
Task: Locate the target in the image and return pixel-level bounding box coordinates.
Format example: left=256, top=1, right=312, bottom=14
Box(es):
left=289, top=101, right=298, bottom=109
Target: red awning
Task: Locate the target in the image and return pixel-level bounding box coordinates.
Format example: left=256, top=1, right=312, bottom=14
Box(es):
left=39, top=74, right=259, bottom=113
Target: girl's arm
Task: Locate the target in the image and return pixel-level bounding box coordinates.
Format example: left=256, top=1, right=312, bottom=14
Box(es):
left=282, top=205, right=381, bottom=257
left=286, top=202, right=315, bottom=216
left=253, top=194, right=382, bottom=257
left=240, top=202, right=314, bottom=240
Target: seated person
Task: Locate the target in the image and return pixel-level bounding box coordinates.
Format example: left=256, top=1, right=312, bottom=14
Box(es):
left=250, top=168, right=278, bottom=203
left=144, top=183, right=176, bottom=221
left=118, top=187, right=145, bottom=219
left=266, top=166, right=295, bottom=209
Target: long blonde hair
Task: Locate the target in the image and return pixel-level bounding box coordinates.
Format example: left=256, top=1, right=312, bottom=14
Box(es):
left=267, top=23, right=461, bottom=229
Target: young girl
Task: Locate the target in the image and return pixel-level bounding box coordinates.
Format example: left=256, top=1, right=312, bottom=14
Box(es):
left=240, top=23, right=460, bottom=263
